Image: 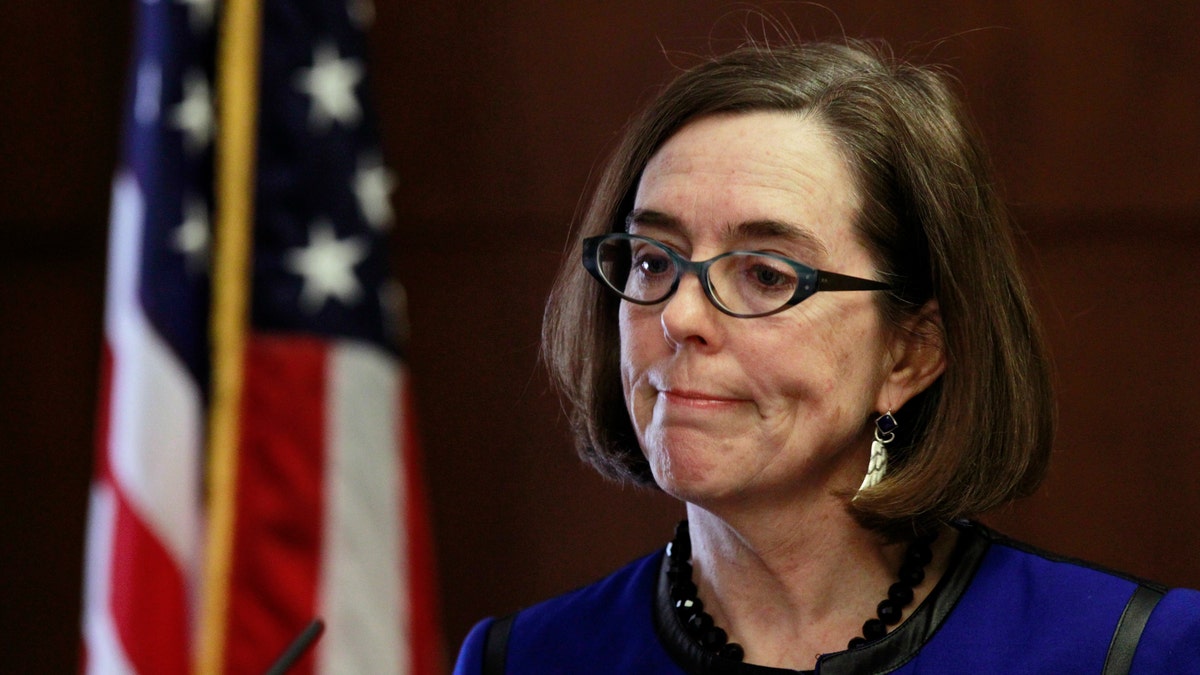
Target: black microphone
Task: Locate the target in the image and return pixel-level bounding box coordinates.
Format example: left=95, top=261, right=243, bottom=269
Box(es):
left=263, top=618, right=325, bottom=675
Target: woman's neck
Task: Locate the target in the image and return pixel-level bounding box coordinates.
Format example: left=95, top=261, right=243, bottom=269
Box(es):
left=683, top=502, right=955, bottom=670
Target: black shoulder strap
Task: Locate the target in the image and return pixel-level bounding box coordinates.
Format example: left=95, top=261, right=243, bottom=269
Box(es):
left=482, top=613, right=516, bottom=675
left=1102, top=584, right=1165, bottom=675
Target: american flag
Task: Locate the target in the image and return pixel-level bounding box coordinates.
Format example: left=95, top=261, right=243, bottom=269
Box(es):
left=81, top=0, right=441, bottom=673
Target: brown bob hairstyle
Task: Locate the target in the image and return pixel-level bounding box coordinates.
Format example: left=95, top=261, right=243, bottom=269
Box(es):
left=542, top=40, right=1054, bottom=534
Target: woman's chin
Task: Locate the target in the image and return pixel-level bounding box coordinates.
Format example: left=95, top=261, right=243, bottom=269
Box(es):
left=649, top=455, right=745, bottom=506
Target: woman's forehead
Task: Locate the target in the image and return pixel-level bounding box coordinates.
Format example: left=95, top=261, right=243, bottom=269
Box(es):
left=631, top=112, right=862, bottom=255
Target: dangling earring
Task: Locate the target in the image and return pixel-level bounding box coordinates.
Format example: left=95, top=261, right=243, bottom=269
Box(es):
left=858, top=411, right=897, bottom=492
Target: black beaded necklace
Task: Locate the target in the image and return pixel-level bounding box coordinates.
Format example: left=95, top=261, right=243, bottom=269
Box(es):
left=665, top=520, right=937, bottom=663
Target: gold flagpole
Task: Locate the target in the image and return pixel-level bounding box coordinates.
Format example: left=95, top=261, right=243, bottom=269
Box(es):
left=197, top=0, right=261, bottom=672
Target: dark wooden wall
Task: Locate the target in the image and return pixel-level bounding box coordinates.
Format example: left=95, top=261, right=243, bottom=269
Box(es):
left=2, top=2, right=1197, bottom=671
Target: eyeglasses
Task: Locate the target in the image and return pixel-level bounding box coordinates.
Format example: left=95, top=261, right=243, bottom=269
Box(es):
left=582, top=233, right=892, bottom=318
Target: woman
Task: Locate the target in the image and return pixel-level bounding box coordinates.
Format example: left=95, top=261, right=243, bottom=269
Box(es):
left=454, top=40, right=1200, bottom=673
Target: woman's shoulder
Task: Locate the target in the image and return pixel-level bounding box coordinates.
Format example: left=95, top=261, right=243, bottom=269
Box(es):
left=452, top=549, right=684, bottom=674
left=929, top=521, right=1200, bottom=672
left=1132, top=586, right=1200, bottom=672
left=500, top=548, right=665, bottom=641
left=967, top=522, right=1164, bottom=589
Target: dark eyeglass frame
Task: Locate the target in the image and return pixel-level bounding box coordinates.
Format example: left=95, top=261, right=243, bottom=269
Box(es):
left=582, top=233, right=893, bottom=318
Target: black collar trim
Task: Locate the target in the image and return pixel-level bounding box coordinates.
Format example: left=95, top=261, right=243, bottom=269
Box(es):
left=652, top=521, right=991, bottom=674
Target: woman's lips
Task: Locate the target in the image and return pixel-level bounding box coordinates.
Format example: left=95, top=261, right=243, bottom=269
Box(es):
left=659, top=389, right=744, bottom=408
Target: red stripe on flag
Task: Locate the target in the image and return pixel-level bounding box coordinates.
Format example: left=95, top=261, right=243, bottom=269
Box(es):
left=223, top=334, right=328, bottom=674
left=88, top=343, right=194, bottom=674
left=108, top=486, right=193, bottom=674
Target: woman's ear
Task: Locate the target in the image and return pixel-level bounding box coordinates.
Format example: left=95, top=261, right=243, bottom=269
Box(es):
left=877, top=300, right=946, bottom=413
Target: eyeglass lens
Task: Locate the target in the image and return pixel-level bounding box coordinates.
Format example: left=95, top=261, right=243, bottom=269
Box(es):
left=594, top=236, right=807, bottom=316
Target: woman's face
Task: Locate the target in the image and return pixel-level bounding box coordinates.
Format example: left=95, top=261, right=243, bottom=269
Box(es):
left=619, top=111, right=897, bottom=511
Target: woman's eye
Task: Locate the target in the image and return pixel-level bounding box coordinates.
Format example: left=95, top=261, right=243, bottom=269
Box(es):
left=751, top=263, right=794, bottom=287
left=752, top=265, right=787, bottom=286
left=633, top=251, right=672, bottom=276
left=738, top=258, right=797, bottom=294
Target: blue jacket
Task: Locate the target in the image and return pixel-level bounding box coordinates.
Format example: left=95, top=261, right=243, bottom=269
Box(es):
left=454, top=522, right=1200, bottom=673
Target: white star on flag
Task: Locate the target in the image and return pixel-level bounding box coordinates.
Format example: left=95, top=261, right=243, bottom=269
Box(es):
left=293, top=43, right=363, bottom=131
left=176, top=0, right=217, bottom=32
left=172, top=195, right=210, bottom=272
left=170, top=70, right=214, bottom=153
left=284, top=220, right=369, bottom=312
left=353, top=157, right=397, bottom=230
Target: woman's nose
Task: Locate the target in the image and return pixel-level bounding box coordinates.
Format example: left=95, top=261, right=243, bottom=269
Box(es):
left=660, top=274, right=722, bottom=349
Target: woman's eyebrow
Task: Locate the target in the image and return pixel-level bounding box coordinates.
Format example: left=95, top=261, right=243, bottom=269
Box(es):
left=728, top=220, right=828, bottom=258
left=625, top=210, right=828, bottom=259
left=624, top=208, right=678, bottom=232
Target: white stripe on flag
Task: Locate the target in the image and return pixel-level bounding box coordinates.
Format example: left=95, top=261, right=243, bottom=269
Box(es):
left=105, top=173, right=204, bottom=576
left=319, top=342, right=410, bottom=673
left=82, top=484, right=135, bottom=675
